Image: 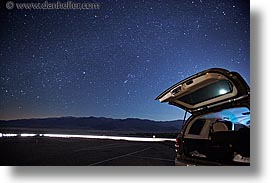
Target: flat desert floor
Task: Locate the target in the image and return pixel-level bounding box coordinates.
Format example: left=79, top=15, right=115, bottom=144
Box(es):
left=0, top=137, right=175, bottom=166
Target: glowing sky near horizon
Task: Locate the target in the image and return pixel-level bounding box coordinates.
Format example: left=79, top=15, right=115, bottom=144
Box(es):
left=0, top=0, right=249, bottom=120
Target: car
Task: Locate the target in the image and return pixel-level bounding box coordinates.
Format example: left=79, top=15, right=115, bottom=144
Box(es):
left=155, top=68, right=250, bottom=166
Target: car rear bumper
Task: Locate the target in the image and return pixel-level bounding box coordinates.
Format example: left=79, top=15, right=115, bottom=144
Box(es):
left=175, top=155, right=250, bottom=166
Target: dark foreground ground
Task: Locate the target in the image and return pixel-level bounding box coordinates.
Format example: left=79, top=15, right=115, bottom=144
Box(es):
left=0, top=137, right=175, bottom=166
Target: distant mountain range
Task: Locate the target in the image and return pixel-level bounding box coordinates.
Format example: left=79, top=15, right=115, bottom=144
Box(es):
left=0, top=116, right=184, bottom=133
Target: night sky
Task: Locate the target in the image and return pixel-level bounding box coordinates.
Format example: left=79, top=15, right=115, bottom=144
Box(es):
left=0, top=0, right=249, bottom=121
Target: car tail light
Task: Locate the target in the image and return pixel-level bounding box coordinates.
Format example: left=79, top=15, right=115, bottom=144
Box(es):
left=175, top=136, right=181, bottom=148
left=175, top=136, right=183, bottom=154
left=176, top=136, right=181, bottom=144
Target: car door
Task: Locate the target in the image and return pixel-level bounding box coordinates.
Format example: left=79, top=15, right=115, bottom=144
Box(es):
left=155, top=68, right=250, bottom=115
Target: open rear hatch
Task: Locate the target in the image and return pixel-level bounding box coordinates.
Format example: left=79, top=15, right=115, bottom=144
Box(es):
left=155, top=68, right=250, bottom=114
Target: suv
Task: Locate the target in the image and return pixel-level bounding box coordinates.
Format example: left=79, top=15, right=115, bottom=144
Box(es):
left=156, top=68, right=250, bottom=166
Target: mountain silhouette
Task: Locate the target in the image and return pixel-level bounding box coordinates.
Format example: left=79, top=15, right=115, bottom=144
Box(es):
left=0, top=116, right=184, bottom=133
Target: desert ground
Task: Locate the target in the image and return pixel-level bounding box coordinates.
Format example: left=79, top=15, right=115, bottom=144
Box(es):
left=0, top=136, right=175, bottom=166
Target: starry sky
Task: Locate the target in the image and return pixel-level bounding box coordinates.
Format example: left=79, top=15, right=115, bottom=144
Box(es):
left=0, top=0, right=249, bottom=121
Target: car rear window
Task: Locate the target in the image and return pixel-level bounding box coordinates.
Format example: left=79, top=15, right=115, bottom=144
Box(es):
left=178, top=80, right=233, bottom=105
